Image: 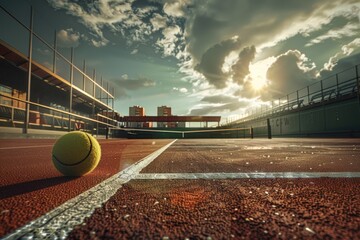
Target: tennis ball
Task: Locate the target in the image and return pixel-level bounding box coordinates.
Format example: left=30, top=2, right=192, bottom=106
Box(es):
left=52, top=131, right=101, bottom=176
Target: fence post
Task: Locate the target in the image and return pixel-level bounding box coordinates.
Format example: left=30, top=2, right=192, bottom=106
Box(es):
left=250, top=126, right=254, bottom=139
left=24, top=6, right=33, bottom=134
left=287, top=95, right=290, bottom=110
left=320, top=80, right=324, bottom=101
left=267, top=118, right=272, bottom=139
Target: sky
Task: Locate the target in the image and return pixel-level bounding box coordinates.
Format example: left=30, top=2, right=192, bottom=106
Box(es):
left=1, top=0, right=360, bottom=121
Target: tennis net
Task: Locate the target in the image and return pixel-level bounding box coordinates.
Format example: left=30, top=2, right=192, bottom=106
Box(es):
left=110, top=127, right=252, bottom=139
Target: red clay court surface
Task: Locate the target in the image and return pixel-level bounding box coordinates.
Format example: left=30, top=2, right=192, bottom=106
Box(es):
left=0, top=137, right=359, bottom=239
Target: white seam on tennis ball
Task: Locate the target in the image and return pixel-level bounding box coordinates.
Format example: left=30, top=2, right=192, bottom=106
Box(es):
left=52, top=133, right=93, bottom=167
left=2, top=139, right=177, bottom=240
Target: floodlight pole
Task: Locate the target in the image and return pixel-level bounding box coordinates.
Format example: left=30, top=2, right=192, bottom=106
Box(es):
left=82, top=60, right=86, bottom=92
left=24, top=6, right=33, bottom=134
left=53, top=30, right=57, bottom=73
left=69, top=47, right=74, bottom=131
left=112, top=87, right=115, bottom=124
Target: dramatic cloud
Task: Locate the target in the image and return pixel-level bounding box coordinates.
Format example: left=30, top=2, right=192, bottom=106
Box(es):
left=322, top=38, right=360, bottom=72
left=163, top=0, right=190, bottom=17
left=189, top=101, right=247, bottom=115
left=45, top=0, right=360, bottom=117
left=47, top=0, right=154, bottom=47
left=201, top=95, right=239, bottom=104
left=156, top=25, right=182, bottom=56
left=150, top=13, right=168, bottom=31
left=265, top=50, right=317, bottom=99
left=185, top=0, right=360, bottom=64
left=231, top=46, right=256, bottom=84
left=189, top=94, right=248, bottom=115
left=112, top=75, right=156, bottom=99
left=195, top=37, right=241, bottom=88
left=306, top=22, right=360, bottom=47
left=57, top=28, right=80, bottom=47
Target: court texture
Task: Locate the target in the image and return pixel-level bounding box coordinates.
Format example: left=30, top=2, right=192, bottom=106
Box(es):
left=0, top=131, right=359, bottom=239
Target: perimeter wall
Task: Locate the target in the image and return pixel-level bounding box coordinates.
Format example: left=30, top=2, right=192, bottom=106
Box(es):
left=235, top=98, right=360, bottom=137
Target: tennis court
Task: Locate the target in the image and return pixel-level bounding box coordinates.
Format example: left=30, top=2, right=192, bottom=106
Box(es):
left=0, top=136, right=359, bottom=239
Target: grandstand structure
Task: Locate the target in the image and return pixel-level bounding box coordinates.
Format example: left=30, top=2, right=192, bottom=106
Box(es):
left=227, top=64, right=360, bottom=137
left=0, top=6, right=119, bottom=136
left=0, top=5, right=222, bottom=138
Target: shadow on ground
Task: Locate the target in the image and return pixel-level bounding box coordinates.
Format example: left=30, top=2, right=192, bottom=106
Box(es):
left=0, top=176, right=78, bottom=199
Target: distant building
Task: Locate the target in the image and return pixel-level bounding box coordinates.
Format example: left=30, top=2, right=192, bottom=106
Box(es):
left=157, top=106, right=175, bottom=128
left=129, top=105, right=145, bottom=117
left=129, top=105, right=145, bottom=128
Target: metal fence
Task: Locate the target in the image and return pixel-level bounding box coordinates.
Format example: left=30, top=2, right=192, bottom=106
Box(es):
left=234, top=64, right=360, bottom=124
left=0, top=4, right=119, bottom=135
left=0, top=93, right=118, bottom=135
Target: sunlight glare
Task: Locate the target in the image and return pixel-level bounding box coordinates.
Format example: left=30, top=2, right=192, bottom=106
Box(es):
left=248, top=57, right=276, bottom=90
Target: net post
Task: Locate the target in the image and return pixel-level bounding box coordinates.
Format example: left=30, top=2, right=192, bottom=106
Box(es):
left=267, top=118, right=272, bottom=139
left=250, top=127, right=254, bottom=139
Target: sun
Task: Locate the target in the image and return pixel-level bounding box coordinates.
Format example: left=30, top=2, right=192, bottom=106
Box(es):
left=251, top=77, right=267, bottom=90
left=248, top=57, right=276, bottom=91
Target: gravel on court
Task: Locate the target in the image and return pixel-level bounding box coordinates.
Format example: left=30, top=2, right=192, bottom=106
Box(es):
left=67, top=178, right=360, bottom=239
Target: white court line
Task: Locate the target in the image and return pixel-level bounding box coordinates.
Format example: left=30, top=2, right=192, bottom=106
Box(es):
left=2, top=139, right=177, bottom=240
left=0, top=145, right=53, bottom=150
left=135, top=172, right=360, bottom=179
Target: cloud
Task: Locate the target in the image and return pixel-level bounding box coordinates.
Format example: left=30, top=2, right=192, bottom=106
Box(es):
left=189, top=93, right=248, bottom=115
left=189, top=101, right=247, bottom=115
left=163, top=0, right=190, bottom=17
left=321, top=38, right=360, bottom=72
left=231, top=46, right=256, bottom=84
left=47, top=0, right=360, bottom=107
left=306, top=22, right=360, bottom=47
left=47, top=0, right=155, bottom=47
left=57, top=28, right=80, bottom=47
left=156, top=25, right=182, bottom=56
left=175, top=0, right=360, bottom=99
left=112, top=75, right=156, bottom=99
left=185, top=0, right=359, bottom=63
left=319, top=39, right=360, bottom=77
left=201, top=95, right=238, bottom=104
left=150, top=13, right=168, bottom=31
left=172, top=87, right=188, bottom=93
left=265, top=50, right=317, bottom=99
left=195, top=37, right=241, bottom=88
left=130, top=49, right=139, bottom=55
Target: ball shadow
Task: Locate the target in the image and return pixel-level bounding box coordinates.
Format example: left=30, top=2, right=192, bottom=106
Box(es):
left=0, top=176, right=78, bottom=200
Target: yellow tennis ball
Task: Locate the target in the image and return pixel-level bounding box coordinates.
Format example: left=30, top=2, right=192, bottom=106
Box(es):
left=52, top=131, right=101, bottom=176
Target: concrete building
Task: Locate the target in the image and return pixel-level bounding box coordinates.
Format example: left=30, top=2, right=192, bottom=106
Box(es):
left=129, top=105, right=145, bottom=128
left=157, top=106, right=174, bottom=128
